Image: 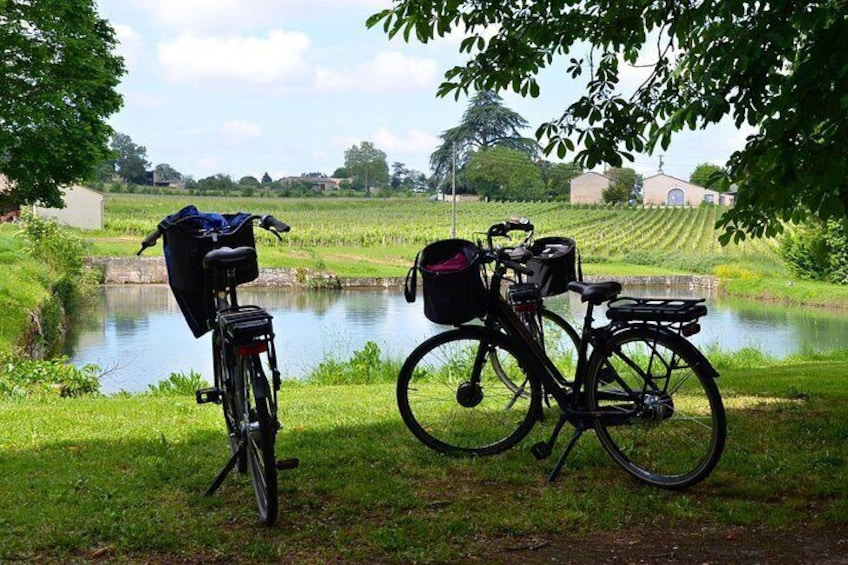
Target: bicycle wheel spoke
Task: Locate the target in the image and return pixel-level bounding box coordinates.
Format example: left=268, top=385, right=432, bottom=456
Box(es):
left=398, top=328, right=541, bottom=455
left=589, top=329, right=726, bottom=489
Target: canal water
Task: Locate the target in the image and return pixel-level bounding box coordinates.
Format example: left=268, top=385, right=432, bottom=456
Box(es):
left=65, top=285, right=848, bottom=394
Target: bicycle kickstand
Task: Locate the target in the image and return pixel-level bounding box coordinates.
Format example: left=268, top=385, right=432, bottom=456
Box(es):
left=530, top=413, right=589, bottom=483
left=546, top=424, right=587, bottom=483
left=205, top=439, right=245, bottom=497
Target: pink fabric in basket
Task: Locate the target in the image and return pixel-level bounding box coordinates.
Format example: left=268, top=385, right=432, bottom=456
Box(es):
left=425, top=252, right=469, bottom=272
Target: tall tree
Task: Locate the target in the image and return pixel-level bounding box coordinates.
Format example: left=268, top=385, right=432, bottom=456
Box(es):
left=540, top=161, right=583, bottom=200
left=238, top=175, right=260, bottom=187
left=110, top=132, right=149, bottom=185
left=154, top=163, right=183, bottom=182
left=0, top=0, right=124, bottom=208
left=390, top=161, right=408, bottom=190
left=344, top=142, right=389, bottom=190
left=464, top=147, right=545, bottom=201
left=196, top=174, right=235, bottom=192
left=369, top=1, right=848, bottom=242
left=430, top=91, right=539, bottom=187
left=603, top=167, right=640, bottom=204
left=689, top=163, right=726, bottom=190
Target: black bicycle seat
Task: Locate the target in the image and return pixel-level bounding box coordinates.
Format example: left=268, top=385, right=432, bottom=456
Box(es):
left=203, top=246, right=257, bottom=270
left=567, top=280, right=622, bottom=304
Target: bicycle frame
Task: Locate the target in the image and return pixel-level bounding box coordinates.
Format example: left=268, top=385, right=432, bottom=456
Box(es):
left=483, top=258, right=588, bottom=413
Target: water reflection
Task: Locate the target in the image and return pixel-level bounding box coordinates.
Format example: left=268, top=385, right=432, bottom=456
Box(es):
left=65, top=285, right=848, bottom=394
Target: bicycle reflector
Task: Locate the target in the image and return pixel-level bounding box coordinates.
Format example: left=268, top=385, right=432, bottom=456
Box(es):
left=237, top=342, right=268, bottom=356
left=681, top=322, right=701, bottom=337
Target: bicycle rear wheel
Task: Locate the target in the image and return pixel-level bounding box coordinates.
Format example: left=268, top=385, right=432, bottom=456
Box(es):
left=587, top=328, right=726, bottom=489
left=397, top=326, right=541, bottom=455
left=240, top=354, right=278, bottom=525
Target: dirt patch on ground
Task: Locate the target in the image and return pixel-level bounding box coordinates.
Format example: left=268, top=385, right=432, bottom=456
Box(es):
left=484, top=523, right=848, bottom=564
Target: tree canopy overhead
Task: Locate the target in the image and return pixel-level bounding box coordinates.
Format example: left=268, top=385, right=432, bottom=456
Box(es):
left=0, top=0, right=125, bottom=208
left=368, top=1, right=848, bottom=242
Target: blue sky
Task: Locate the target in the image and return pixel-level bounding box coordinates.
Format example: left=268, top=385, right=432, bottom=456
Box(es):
left=98, top=0, right=752, bottom=183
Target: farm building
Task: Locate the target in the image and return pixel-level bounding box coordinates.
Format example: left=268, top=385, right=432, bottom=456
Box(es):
left=34, top=184, right=105, bottom=230
left=569, top=172, right=612, bottom=204
left=279, top=176, right=346, bottom=191
left=642, top=173, right=720, bottom=207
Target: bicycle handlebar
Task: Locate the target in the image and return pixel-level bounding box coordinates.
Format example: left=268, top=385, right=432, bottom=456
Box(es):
left=136, top=213, right=292, bottom=255
left=260, top=215, right=290, bottom=239
left=137, top=228, right=162, bottom=256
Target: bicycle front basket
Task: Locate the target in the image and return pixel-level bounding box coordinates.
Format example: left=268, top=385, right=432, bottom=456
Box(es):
left=159, top=205, right=257, bottom=338
left=418, top=239, right=486, bottom=325
left=526, top=236, right=579, bottom=296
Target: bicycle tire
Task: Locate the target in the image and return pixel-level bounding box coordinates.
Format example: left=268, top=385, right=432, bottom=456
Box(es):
left=397, top=326, right=541, bottom=455
left=216, top=339, right=246, bottom=473
left=491, top=308, right=580, bottom=394
left=241, top=354, right=278, bottom=526
left=586, top=327, right=726, bottom=489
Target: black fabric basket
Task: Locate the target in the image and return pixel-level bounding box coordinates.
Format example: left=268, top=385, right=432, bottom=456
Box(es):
left=526, top=236, right=580, bottom=296
left=404, top=239, right=486, bottom=325
left=160, top=211, right=257, bottom=338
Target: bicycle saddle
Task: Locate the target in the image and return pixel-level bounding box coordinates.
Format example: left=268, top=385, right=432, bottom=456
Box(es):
left=203, top=246, right=257, bottom=270
left=567, top=280, right=622, bottom=304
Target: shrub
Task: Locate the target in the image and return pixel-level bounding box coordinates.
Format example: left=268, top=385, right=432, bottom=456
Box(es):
left=147, top=370, right=209, bottom=396
left=0, top=355, right=101, bottom=398
left=306, top=341, right=401, bottom=385
left=779, top=219, right=848, bottom=284
left=17, top=211, right=87, bottom=277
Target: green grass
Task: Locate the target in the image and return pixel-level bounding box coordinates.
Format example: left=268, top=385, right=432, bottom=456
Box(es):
left=0, top=226, right=55, bottom=354
left=1, top=362, right=846, bottom=562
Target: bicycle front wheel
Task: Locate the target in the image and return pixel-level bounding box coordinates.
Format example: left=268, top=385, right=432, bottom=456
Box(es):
left=240, top=354, right=278, bottom=525
left=587, top=328, right=726, bottom=489
left=398, top=326, right=541, bottom=455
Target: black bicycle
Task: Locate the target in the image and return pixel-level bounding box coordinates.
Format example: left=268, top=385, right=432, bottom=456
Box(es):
left=138, top=205, right=298, bottom=525
left=400, top=219, right=726, bottom=488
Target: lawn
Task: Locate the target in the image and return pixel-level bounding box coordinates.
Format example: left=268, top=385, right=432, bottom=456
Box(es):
left=1, top=361, right=846, bottom=562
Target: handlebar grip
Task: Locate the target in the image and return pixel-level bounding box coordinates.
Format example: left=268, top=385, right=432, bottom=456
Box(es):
left=136, top=228, right=162, bottom=256
left=506, top=217, right=534, bottom=232
left=261, top=215, right=291, bottom=234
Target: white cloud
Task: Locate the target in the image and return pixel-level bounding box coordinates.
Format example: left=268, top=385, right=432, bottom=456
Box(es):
left=157, top=30, right=312, bottom=87
left=137, top=0, right=388, bottom=30
left=220, top=121, right=263, bottom=143
left=373, top=127, right=438, bottom=155
left=196, top=157, right=221, bottom=176
left=123, top=91, right=168, bottom=110
left=315, top=51, right=438, bottom=93
left=437, top=23, right=501, bottom=47
left=113, top=24, right=143, bottom=71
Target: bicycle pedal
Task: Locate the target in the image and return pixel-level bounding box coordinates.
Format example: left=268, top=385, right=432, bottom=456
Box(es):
left=276, top=457, right=299, bottom=470
left=531, top=442, right=552, bottom=460
left=195, top=387, right=222, bottom=405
